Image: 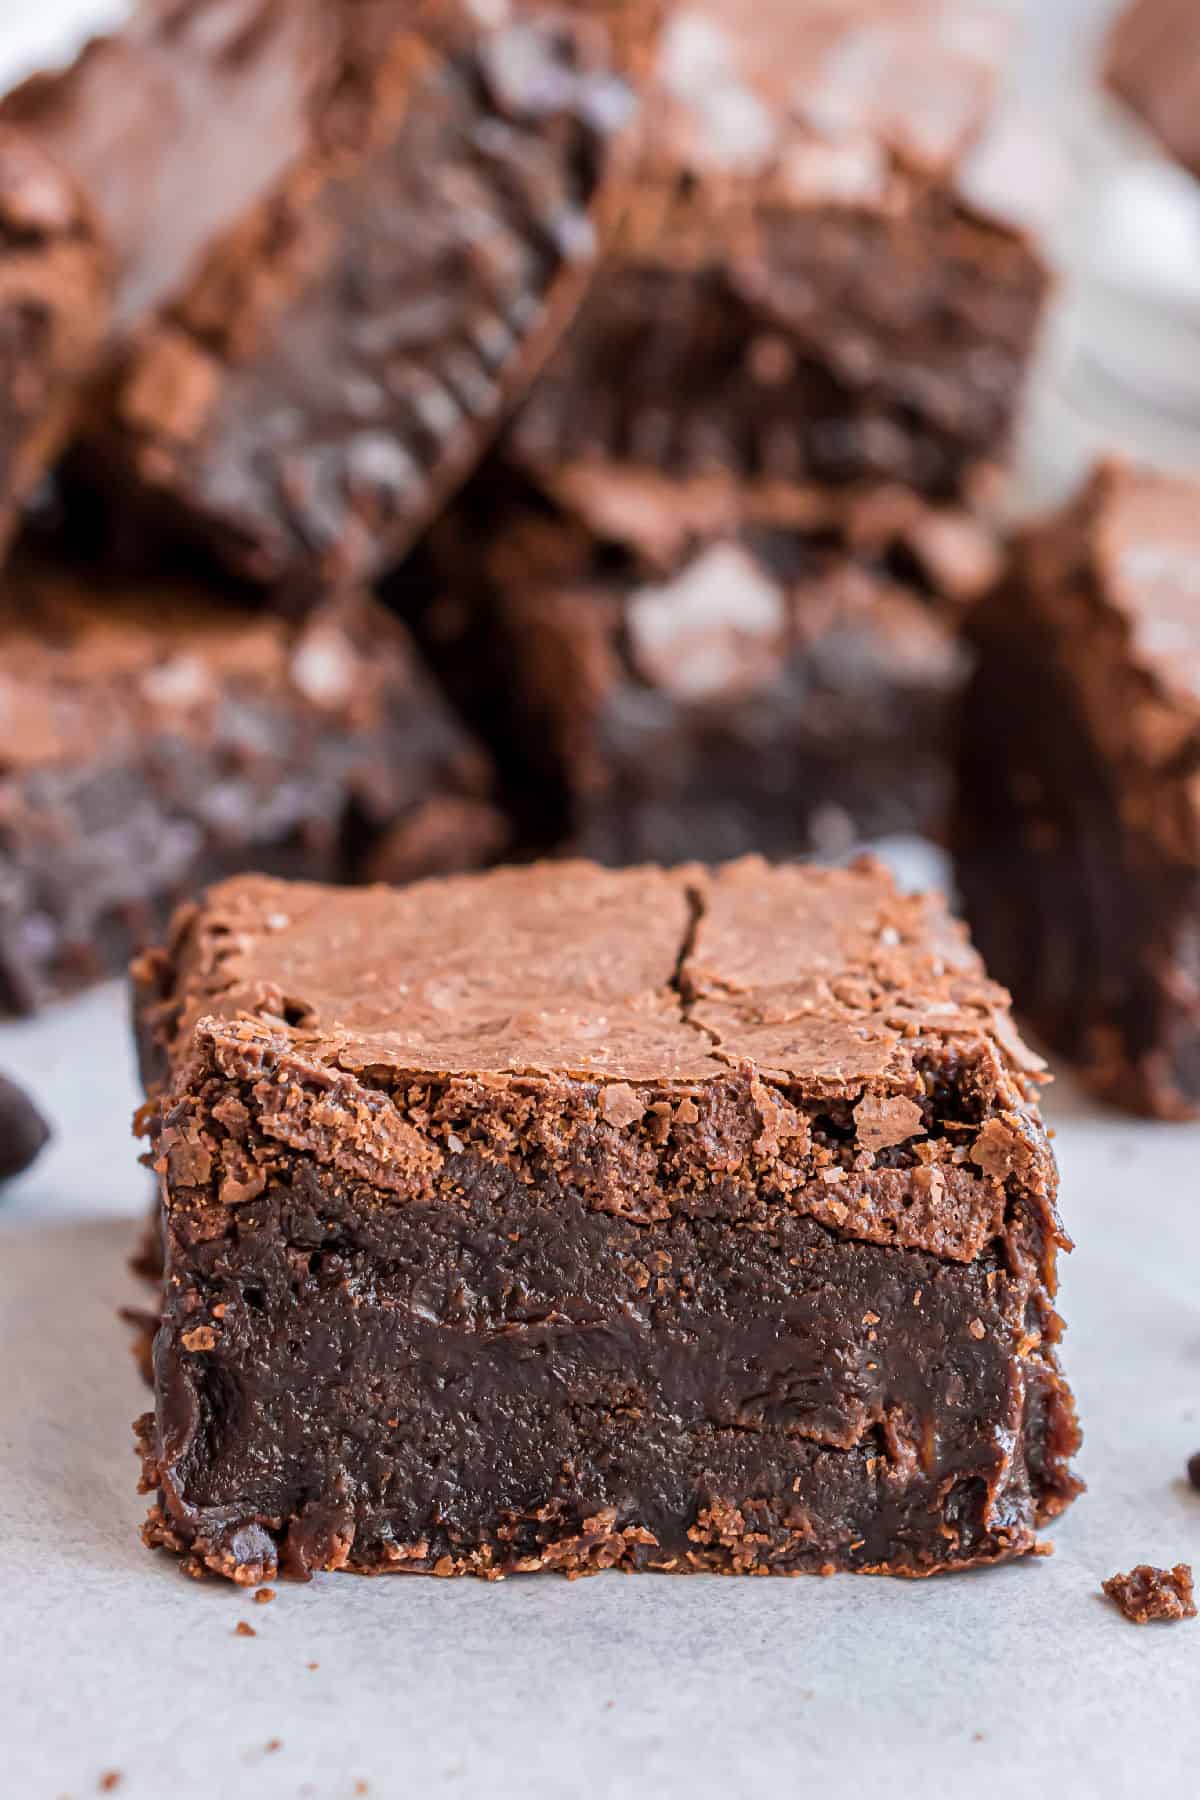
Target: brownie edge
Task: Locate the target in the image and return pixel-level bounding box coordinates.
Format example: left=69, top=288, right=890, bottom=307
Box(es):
left=134, top=859, right=1081, bottom=1583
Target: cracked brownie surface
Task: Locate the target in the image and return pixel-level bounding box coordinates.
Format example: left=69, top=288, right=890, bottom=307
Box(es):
left=133, top=857, right=1081, bottom=1582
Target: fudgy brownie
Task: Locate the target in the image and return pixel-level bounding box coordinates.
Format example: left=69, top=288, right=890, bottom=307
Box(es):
left=1105, top=0, right=1200, bottom=181
left=955, top=463, right=1200, bottom=1119
left=509, top=0, right=1047, bottom=508
left=413, top=463, right=994, bottom=860
left=133, top=857, right=1080, bottom=1583
left=0, top=126, right=109, bottom=558
left=16, top=1, right=635, bottom=597
left=0, top=545, right=501, bottom=1014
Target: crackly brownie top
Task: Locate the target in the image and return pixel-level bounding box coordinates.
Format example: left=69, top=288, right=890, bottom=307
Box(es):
left=650, top=0, right=1006, bottom=190
left=0, top=546, right=410, bottom=772
left=150, top=857, right=1043, bottom=1097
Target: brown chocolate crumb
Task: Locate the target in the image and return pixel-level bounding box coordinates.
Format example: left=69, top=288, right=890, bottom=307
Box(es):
left=265, top=1739, right=282, bottom=1754
left=1103, top=1563, right=1196, bottom=1623
left=1187, top=1451, right=1200, bottom=1492
left=968, top=1318, right=986, bottom=1340
left=307, top=1661, right=319, bottom=1671
left=99, top=1776, right=123, bottom=1794
left=235, top=1620, right=256, bottom=1638
left=354, top=1784, right=370, bottom=1796
left=253, top=1586, right=276, bottom=1604
left=180, top=1324, right=216, bottom=1352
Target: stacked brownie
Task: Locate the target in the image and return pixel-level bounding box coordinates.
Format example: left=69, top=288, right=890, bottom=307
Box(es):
left=0, top=0, right=639, bottom=1011
left=415, top=0, right=1046, bottom=859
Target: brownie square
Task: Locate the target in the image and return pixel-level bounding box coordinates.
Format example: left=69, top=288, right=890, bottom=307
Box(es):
left=0, top=544, right=501, bottom=1014
left=134, top=857, right=1079, bottom=1583
left=0, top=126, right=109, bottom=559
left=509, top=0, right=1047, bottom=509
left=413, top=464, right=994, bottom=861
left=956, top=462, right=1200, bottom=1119
left=9, top=1, right=636, bottom=599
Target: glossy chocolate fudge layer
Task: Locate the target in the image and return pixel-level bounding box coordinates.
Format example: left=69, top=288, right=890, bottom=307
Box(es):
left=0, top=126, right=109, bottom=559
left=0, top=547, right=501, bottom=1013
left=133, top=858, right=1080, bottom=1583
left=1105, top=0, right=1200, bottom=180
left=413, top=465, right=995, bottom=861
left=17, top=0, right=635, bottom=598
left=509, top=0, right=1046, bottom=509
left=956, top=463, right=1200, bottom=1119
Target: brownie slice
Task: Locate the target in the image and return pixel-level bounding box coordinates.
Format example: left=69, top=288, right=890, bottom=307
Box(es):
left=20, top=1, right=635, bottom=598
left=0, top=0, right=332, bottom=338
left=412, top=463, right=993, bottom=861
left=955, top=462, right=1200, bottom=1119
left=509, top=0, right=1047, bottom=509
left=133, top=857, right=1080, bottom=1583
left=0, top=545, right=501, bottom=1014
left=0, top=126, right=109, bottom=558
left=1105, top=0, right=1200, bottom=181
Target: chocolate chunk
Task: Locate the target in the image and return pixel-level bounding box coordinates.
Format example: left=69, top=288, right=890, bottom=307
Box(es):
left=955, top=463, right=1200, bottom=1119
left=1103, top=1563, right=1196, bottom=1624
left=132, top=857, right=1080, bottom=1582
left=0, top=1072, right=50, bottom=1181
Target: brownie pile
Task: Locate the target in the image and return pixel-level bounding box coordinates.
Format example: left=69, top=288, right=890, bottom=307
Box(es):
left=413, top=0, right=1041, bottom=860
left=0, top=0, right=635, bottom=1005
left=0, top=0, right=1053, bottom=1011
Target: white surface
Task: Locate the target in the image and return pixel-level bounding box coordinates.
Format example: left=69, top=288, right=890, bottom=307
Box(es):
left=1, top=984, right=1199, bottom=1800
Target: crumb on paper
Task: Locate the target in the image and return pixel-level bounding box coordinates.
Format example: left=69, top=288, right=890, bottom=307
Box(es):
left=254, top=1586, right=276, bottom=1605
left=1102, top=1563, right=1196, bottom=1624
left=307, top=1660, right=319, bottom=1671
left=235, top=1620, right=256, bottom=1638
left=265, top=1739, right=282, bottom=1754
left=99, top=1775, right=123, bottom=1794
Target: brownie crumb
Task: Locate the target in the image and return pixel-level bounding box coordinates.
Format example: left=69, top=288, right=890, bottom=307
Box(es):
left=307, top=1661, right=319, bottom=1671
left=1187, top=1452, right=1200, bottom=1492
left=253, top=1586, right=276, bottom=1605
left=354, top=1784, right=369, bottom=1796
left=1103, top=1563, right=1197, bottom=1623
left=265, top=1739, right=282, bottom=1754
left=235, top=1620, right=256, bottom=1638
left=0, top=1073, right=50, bottom=1182
left=99, top=1775, right=123, bottom=1794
